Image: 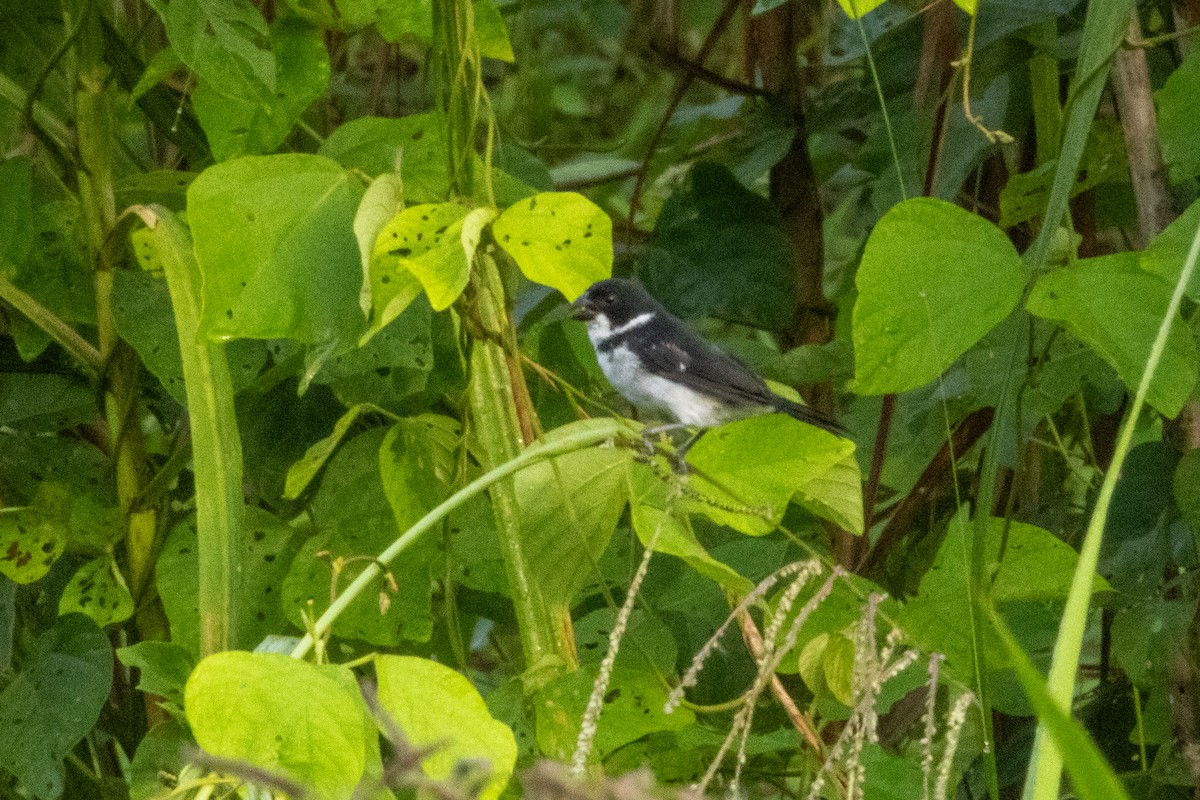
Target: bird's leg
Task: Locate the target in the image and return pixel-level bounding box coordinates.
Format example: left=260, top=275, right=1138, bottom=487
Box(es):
left=639, top=423, right=703, bottom=473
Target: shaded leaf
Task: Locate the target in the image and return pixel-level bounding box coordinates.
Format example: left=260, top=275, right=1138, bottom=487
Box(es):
left=1026, top=252, right=1198, bottom=417
left=0, top=614, right=111, bottom=799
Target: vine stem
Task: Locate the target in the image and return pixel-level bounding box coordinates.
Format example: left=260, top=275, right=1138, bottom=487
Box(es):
left=289, top=419, right=632, bottom=660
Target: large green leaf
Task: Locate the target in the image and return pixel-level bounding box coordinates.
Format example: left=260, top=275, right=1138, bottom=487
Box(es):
left=493, top=192, right=612, bottom=300
left=185, top=652, right=371, bottom=800
left=627, top=465, right=753, bottom=595
left=853, top=197, right=1026, bottom=395
left=642, top=162, right=795, bottom=332
left=319, top=112, right=450, bottom=201
left=161, top=0, right=275, bottom=101
left=191, top=17, right=330, bottom=160
left=1155, top=48, right=1200, bottom=184
left=0, top=615, right=111, bottom=799
left=517, top=429, right=630, bottom=608
left=1026, top=252, right=1198, bottom=418
left=683, top=414, right=857, bottom=536
left=1141, top=197, right=1200, bottom=302
left=188, top=154, right=365, bottom=345
left=375, top=656, right=517, bottom=800
left=379, top=414, right=460, bottom=530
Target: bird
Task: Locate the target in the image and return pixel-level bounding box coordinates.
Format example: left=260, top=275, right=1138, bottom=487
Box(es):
left=569, top=278, right=846, bottom=437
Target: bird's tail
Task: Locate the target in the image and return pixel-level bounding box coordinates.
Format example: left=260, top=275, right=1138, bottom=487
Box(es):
left=772, top=396, right=851, bottom=439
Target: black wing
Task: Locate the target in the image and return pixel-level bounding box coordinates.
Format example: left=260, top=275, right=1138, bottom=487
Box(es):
left=637, top=315, right=849, bottom=437
left=635, top=315, right=776, bottom=409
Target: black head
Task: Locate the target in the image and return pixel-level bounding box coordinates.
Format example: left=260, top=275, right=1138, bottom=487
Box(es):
left=570, top=278, right=660, bottom=325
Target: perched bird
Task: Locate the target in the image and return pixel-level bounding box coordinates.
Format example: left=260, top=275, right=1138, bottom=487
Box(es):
left=570, top=278, right=846, bottom=437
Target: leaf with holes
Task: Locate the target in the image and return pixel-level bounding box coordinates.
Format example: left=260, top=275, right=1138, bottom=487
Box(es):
left=58, top=558, right=134, bottom=627
left=0, top=482, right=71, bottom=584
left=369, top=202, right=471, bottom=329
left=493, top=192, right=611, bottom=300
left=853, top=197, right=1026, bottom=395
left=188, top=154, right=364, bottom=345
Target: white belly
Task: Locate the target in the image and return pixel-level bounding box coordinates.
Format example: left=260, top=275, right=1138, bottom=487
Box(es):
left=595, top=343, right=727, bottom=426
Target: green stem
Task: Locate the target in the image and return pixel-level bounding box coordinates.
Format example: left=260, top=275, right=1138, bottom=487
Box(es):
left=851, top=6, right=906, bottom=200
left=0, top=71, right=75, bottom=157
left=68, top=0, right=160, bottom=602
left=135, top=206, right=245, bottom=655
left=289, top=417, right=629, bottom=661
left=0, top=274, right=102, bottom=376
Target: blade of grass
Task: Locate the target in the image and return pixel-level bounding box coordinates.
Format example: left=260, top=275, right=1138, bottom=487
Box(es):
left=1024, top=207, right=1200, bottom=800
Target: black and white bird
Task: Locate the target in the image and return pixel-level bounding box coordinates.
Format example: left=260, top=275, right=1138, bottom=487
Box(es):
left=570, top=278, right=846, bottom=437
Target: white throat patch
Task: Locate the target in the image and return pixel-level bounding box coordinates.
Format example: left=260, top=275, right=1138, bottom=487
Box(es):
left=586, top=311, right=653, bottom=347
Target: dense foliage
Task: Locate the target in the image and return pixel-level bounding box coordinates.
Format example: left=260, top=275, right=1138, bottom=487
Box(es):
left=0, top=0, right=1198, bottom=798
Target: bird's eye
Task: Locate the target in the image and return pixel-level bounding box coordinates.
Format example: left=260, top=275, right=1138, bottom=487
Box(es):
left=603, top=293, right=616, bottom=305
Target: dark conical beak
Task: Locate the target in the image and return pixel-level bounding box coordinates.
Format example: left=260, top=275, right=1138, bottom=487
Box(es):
left=569, top=295, right=596, bottom=321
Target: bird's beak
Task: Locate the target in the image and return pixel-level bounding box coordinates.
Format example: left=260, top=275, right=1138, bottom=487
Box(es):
left=569, top=296, right=596, bottom=321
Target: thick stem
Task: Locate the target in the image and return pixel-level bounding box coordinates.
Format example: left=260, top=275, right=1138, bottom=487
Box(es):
left=68, top=1, right=159, bottom=602
left=135, top=207, right=245, bottom=655
left=465, top=257, right=575, bottom=685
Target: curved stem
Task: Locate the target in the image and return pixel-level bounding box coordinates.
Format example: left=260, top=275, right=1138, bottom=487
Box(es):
left=289, top=419, right=632, bottom=660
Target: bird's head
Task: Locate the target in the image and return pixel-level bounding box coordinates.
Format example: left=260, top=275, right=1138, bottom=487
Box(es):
left=569, top=278, right=654, bottom=327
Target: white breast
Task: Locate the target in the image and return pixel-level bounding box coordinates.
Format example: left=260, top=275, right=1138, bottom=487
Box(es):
left=595, top=342, right=727, bottom=427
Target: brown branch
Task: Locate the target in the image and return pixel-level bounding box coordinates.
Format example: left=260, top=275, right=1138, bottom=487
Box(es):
left=857, top=406, right=995, bottom=576
left=738, top=610, right=825, bottom=758
left=649, top=42, right=772, bottom=98
left=626, top=0, right=742, bottom=232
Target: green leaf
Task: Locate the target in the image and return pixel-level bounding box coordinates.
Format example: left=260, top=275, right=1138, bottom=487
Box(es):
left=1176, top=449, right=1200, bottom=539
left=475, top=0, right=514, bottom=61
left=188, top=153, right=365, bottom=345
left=517, top=429, right=630, bottom=608
left=370, top=202, right=474, bottom=319
left=0, top=374, right=94, bottom=433
left=901, top=512, right=1109, bottom=677
left=1026, top=252, right=1199, bottom=418
left=1155, top=48, right=1200, bottom=184
left=185, top=652, right=371, bottom=800
left=0, top=614, right=111, bottom=800
left=113, top=269, right=268, bottom=403
left=379, top=414, right=460, bottom=530
left=627, top=465, right=754, bottom=595
left=794, top=449, right=865, bottom=534
left=282, top=427, right=435, bottom=646
left=319, top=112, right=450, bottom=200
left=58, top=557, right=134, bottom=627
left=353, top=173, right=404, bottom=317
left=0, top=482, right=71, bottom=584
left=156, top=508, right=302, bottom=654
left=1141, top=197, right=1200, bottom=302
left=191, top=17, right=330, bottom=160
left=493, top=192, right=612, bottom=300
left=536, top=664, right=694, bottom=762
left=314, top=299, right=435, bottom=405
left=285, top=403, right=385, bottom=500
left=116, top=641, right=197, bottom=707
left=834, top=0, right=887, bottom=19
left=0, top=156, right=32, bottom=271
left=161, top=0, right=275, bottom=100
left=683, top=415, right=857, bottom=536
left=998, top=122, right=1129, bottom=229
left=643, top=162, right=794, bottom=332
left=852, top=197, right=1026, bottom=395
left=374, top=655, right=517, bottom=800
